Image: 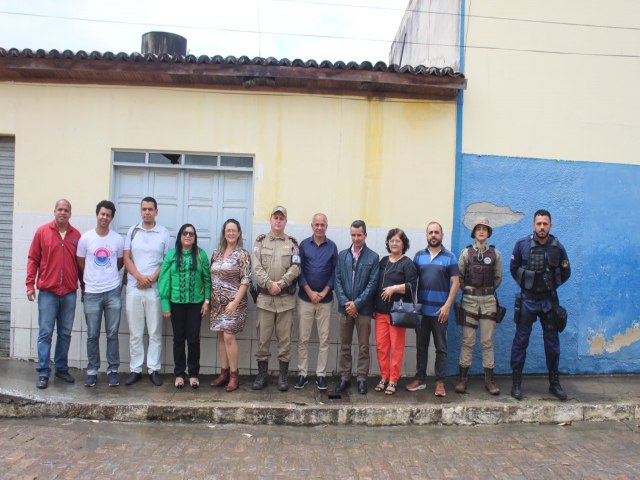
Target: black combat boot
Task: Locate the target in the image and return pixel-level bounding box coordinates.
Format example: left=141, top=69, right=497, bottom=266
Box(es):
left=252, top=361, right=269, bottom=390
left=548, top=371, right=567, bottom=400
left=511, top=369, right=523, bottom=400
left=454, top=366, right=469, bottom=394
left=278, top=361, right=290, bottom=392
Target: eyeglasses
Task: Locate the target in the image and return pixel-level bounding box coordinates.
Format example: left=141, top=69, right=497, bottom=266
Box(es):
left=388, top=239, right=402, bottom=244
left=182, top=231, right=195, bottom=237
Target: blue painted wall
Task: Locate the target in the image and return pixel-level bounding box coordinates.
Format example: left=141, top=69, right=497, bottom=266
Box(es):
left=450, top=154, right=640, bottom=375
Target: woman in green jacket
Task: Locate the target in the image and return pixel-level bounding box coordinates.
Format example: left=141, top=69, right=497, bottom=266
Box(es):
left=159, top=224, right=211, bottom=389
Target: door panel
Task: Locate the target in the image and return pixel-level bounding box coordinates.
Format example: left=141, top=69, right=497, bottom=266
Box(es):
left=113, top=169, right=149, bottom=236
left=113, top=166, right=252, bottom=257
left=185, top=172, right=218, bottom=256
left=152, top=170, right=182, bottom=241
left=220, top=173, right=252, bottom=246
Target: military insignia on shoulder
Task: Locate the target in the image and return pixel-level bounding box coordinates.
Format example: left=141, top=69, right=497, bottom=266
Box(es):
left=289, top=237, right=301, bottom=264
left=255, top=234, right=266, bottom=242
left=561, top=260, right=569, bottom=268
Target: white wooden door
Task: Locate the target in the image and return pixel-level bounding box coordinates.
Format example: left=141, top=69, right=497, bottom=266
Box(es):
left=113, top=167, right=252, bottom=257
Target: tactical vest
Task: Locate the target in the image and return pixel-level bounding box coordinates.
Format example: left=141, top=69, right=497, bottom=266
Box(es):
left=521, top=236, right=562, bottom=293
left=464, top=245, right=496, bottom=288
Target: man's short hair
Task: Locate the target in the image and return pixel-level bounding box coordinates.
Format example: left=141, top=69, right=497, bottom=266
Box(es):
left=141, top=196, right=157, bottom=209
left=427, top=221, right=442, bottom=233
left=534, top=209, right=551, bottom=222
left=312, top=213, right=328, bottom=224
left=96, top=200, right=116, bottom=217
left=351, top=219, right=367, bottom=233
left=55, top=198, right=71, bottom=210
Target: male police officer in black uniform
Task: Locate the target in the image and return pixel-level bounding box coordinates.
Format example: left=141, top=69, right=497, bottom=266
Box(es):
left=510, top=209, right=571, bottom=400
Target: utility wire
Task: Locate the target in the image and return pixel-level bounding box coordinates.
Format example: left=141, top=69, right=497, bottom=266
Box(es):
left=0, top=9, right=638, bottom=59
left=274, top=0, right=640, bottom=31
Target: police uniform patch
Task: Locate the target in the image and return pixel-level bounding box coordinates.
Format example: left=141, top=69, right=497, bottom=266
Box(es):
left=561, top=260, right=569, bottom=268
left=484, top=257, right=492, bottom=265
left=291, top=243, right=300, bottom=264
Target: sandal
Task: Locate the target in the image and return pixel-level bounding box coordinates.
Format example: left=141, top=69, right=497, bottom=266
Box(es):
left=175, top=377, right=184, bottom=389
left=189, top=377, right=200, bottom=389
left=374, top=379, right=388, bottom=392
left=385, top=382, right=397, bottom=395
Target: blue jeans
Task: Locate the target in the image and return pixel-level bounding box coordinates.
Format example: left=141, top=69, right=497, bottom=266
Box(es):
left=37, top=290, right=77, bottom=377
left=415, top=316, right=448, bottom=381
left=84, top=287, right=122, bottom=375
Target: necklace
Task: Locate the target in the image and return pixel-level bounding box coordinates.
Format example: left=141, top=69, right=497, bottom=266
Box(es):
left=382, top=255, right=403, bottom=284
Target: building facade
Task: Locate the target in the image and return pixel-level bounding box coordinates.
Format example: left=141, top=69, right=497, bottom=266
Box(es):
left=393, top=0, right=640, bottom=374
left=0, top=46, right=465, bottom=376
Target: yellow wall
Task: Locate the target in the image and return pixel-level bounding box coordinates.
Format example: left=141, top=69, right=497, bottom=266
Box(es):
left=0, top=82, right=457, bottom=230
left=462, top=0, right=640, bottom=164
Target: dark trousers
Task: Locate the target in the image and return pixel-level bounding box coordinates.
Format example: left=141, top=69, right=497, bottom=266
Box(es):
left=415, top=316, right=447, bottom=381
left=510, top=298, right=560, bottom=372
left=170, top=302, right=202, bottom=378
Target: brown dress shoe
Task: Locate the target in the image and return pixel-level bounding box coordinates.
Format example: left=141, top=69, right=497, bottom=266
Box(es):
left=435, top=381, right=446, bottom=397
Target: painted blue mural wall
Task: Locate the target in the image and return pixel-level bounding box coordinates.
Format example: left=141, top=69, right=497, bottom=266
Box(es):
left=451, top=154, right=640, bottom=375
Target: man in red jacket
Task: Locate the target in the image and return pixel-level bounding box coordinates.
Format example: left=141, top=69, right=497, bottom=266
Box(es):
left=26, top=199, right=82, bottom=389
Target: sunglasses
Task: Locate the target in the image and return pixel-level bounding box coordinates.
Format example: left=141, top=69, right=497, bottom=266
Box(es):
left=182, top=231, right=195, bottom=237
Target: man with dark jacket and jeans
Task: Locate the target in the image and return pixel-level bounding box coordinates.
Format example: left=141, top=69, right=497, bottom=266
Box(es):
left=334, top=220, right=380, bottom=395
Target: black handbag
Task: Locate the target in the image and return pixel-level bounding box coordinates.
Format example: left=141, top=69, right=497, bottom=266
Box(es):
left=390, top=281, right=423, bottom=329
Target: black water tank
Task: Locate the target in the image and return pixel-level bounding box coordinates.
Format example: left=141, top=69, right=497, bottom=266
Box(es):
left=141, top=32, right=187, bottom=55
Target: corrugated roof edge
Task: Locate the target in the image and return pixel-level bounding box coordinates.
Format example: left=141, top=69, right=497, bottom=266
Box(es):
left=0, top=48, right=464, bottom=78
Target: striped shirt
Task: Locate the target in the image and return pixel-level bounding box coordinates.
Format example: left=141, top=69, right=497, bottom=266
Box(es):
left=413, top=246, right=459, bottom=317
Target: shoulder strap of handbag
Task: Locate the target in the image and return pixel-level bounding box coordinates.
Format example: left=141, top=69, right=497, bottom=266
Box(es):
left=406, top=272, right=419, bottom=307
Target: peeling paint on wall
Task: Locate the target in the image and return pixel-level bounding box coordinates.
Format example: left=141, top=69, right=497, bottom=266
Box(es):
left=463, top=201, right=525, bottom=230
left=588, top=323, right=640, bottom=354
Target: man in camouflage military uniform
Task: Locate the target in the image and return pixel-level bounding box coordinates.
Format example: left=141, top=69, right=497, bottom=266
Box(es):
left=455, top=217, right=503, bottom=395
left=251, top=206, right=301, bottom=391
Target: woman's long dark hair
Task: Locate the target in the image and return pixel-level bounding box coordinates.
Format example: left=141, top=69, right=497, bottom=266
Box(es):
left=175, top=223, right=199, bottom=270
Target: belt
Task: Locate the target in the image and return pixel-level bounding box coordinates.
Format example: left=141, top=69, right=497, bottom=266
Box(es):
left=521, top=291, right=553, bottom=301
left=463, top=286, right=495, bottom=296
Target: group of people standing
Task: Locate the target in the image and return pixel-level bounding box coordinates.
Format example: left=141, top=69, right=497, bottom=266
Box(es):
left=27, top=197, right=250, bottom=392
left=27, top=198, right=571, bottom=401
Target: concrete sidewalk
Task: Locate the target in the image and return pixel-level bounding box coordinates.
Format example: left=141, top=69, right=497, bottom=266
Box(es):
left=1, top=358, right=638, bottom=426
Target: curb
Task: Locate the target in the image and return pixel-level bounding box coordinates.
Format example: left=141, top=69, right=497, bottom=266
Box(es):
left=2, top=392, right=638, bottom=426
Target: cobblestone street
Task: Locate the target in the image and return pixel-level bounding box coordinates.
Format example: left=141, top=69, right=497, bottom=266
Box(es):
left=1, top=418, right=639, bottom=479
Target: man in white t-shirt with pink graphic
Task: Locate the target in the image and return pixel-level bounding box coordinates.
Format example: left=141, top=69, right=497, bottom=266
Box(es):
left=76, top=200, right=124, bottom=388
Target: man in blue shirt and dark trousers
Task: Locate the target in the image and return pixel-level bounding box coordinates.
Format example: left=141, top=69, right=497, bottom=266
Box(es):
left=408, top=221, right=460, bottom=397
left=294, top=213, right=338, bottom=391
